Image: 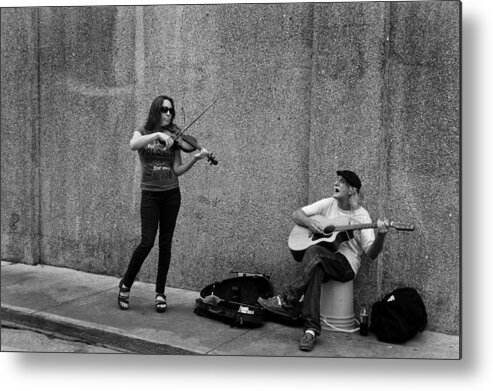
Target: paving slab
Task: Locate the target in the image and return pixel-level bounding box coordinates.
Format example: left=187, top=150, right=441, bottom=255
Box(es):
left=1, top=262, right=117, bottom=311
left=43, top=282, right=252, bottom=355
left=208, top=319, right=459, bottom=358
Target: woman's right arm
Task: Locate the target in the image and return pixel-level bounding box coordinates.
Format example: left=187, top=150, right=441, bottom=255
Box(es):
left=129, top=131, right=173, bottom=150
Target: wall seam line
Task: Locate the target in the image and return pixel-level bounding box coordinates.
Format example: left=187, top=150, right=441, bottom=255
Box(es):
left=35, top=7, right=43, bottom=265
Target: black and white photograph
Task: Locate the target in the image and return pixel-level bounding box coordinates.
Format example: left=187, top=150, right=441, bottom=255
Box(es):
left=0, top=0, right=486, bottom=388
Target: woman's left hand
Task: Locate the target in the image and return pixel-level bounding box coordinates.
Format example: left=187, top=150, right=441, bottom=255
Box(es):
left=194, top=148, right=209, bottom=160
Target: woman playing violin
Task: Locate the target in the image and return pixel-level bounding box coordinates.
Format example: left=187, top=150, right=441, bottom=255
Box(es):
left=118, top=95, right=209, bottom=313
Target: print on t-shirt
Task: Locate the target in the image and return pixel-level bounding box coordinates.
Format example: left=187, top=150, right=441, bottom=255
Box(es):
left=138, top=138, right=179, bottom=191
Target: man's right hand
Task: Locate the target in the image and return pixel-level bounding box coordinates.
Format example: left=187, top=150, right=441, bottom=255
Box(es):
left=292, top=208, right=325, bottom=235
left=307, top=219, right=325, bottom=235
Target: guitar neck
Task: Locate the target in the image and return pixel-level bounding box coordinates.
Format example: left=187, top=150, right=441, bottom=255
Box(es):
left=331, top=222, right=377, bottom=232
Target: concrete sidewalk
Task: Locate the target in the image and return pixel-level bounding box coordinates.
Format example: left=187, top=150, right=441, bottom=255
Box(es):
left=0, top=262, right=460, bottom=358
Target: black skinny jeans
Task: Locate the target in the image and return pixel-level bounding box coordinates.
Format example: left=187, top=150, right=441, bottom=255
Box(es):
left=282, top=244, right=355, bottom=335
left=123, top=188, right=181, bottom=295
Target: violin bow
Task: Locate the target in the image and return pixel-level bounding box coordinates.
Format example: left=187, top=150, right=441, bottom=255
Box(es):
left=173, top=97, right=218, bottom=141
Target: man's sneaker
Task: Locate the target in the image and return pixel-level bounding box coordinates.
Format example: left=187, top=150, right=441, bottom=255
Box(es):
left=257, top=295, right=300, bottom=318
left=299, top=331, right=316, bottom=352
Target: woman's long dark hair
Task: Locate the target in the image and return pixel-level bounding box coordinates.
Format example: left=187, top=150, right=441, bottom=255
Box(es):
left=144, top=95, right=176, bottom=131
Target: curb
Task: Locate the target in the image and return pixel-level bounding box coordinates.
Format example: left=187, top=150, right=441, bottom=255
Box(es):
left=1, top=304, right=199, bottom=355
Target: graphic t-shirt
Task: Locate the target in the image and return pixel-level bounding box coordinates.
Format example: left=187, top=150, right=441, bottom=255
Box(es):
left=301, top=197, right=375, bottom=275
left=136, top=126, right=179, bottom=191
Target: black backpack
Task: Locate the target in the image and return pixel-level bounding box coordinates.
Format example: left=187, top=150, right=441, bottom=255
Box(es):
left=369, top=287, right=427, bottom=343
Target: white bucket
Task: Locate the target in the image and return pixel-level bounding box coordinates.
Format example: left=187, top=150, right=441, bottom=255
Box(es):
left=320, top=280, right=358, bottom=332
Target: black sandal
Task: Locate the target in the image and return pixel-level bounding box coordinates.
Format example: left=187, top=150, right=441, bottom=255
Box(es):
left=155, top=294, right=167, bottom=313
left=118, top=280, right=130, bottom=310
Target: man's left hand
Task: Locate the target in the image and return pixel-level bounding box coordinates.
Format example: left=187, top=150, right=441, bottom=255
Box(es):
left=376, top=218, right=389, bottom=236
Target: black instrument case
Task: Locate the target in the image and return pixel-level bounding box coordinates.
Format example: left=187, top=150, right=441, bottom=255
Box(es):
left=194, top=272, right=273, bottom=327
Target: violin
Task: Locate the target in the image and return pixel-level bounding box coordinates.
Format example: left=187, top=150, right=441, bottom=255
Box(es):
left=161, top=98, right=219, bottom=166
left=168, top=132, right=218, bottom=165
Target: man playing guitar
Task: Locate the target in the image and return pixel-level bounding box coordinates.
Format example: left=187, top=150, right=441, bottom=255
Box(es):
left=258, top=170, right=389, bottom=352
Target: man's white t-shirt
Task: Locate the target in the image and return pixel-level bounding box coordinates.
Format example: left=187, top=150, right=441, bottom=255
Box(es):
left=301, top=197, right=375, bottom=275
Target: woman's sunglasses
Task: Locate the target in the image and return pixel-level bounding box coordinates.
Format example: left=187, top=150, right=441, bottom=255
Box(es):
left=160, top=106, right=175, bottom=115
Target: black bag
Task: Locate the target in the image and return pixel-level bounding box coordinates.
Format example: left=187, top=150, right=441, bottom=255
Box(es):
left=369, top=287, right=427, bottom=343
left=194, top=272, right=274, bottom=328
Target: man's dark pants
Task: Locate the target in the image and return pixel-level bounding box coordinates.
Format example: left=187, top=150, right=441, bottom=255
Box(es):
left=283, top=244, right=355, bottom=335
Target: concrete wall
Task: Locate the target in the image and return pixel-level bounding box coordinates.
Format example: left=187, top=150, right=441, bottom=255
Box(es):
left=1, top=7, right=41, bottom=265
left=1, top=2, right=460, bottom=334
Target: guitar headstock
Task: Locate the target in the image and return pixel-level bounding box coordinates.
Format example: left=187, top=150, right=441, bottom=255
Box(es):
left=390, top=221, right=415, bottom=231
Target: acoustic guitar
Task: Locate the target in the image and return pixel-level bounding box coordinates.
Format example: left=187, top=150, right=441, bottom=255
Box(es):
left=288, top=215, right=415, bottom=262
